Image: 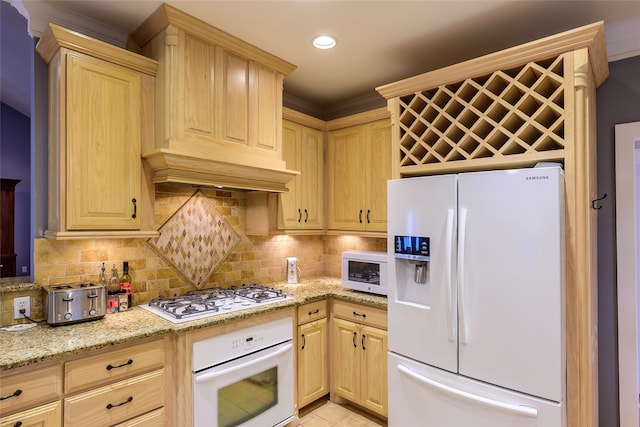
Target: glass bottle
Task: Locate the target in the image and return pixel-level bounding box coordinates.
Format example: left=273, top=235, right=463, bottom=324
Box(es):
left=120, top=261, right=132, bottom=308
left=107, top=265, right=120, bottom=313
left=98, top=262, right=107, bottom=287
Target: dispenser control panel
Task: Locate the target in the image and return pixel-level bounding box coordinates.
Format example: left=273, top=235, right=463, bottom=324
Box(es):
left=394, top=235, right=430, bottom=261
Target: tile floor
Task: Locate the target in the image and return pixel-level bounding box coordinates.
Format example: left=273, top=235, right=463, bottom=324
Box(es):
left=293, top=397, right=387, bottom=427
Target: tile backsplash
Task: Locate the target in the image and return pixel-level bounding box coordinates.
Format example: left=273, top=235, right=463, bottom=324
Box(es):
left=2, top=184, right=386, bottom=324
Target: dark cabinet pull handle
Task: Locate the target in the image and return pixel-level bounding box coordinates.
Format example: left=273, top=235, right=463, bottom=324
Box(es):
left=297, top=208, right=301, bottom=223
left=362, top=334, right=366, bottom=350
left=106, top=359, right=133, bottom=370
left=0, top=389, right=22, bottom=401
left=367, top=209, right=370, bottom=223
left=359, top=209, right=363, bottom=223
left=131, top=198, right=137, bottom=219
left=106, top=396, right=133, bottom=409
left=308, top=309, right=319, bottom=316
left=14, top=421, right=23, bottom=427
left=353, top=311, right=366, bottom=318
left=353, top=331, right=357, bottom=347
left=304, top=209, right=308, bottom=223
left=301, top=333, right=306, bottom=350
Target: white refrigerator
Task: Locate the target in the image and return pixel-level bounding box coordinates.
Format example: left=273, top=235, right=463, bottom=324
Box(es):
left=387, top=166, right=565, bottom=427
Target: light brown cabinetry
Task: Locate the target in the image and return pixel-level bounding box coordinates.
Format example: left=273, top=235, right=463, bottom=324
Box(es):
left=0, top=401, right=62, bottom=427
left=131, top=4, right=298, bottom=192
left=62, top=339, right=167, bottom=427
left=0, top=364, right=62, bottom=427
left=376, top=22, right=608, bottom=427
left=279, top=120, right=324, bottom=230
left=35, top=24, right=158, bottom=240
left=331, top=300, right=387, bottom=417
left=297, top=300, right=329, bottom=408
left=327, top=118, right=391, bottom=233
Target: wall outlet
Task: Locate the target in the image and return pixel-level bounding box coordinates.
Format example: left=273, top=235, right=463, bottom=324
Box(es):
left=13, top=296, right=30, bottom=319
left=21, top=266, right=28, bottom=273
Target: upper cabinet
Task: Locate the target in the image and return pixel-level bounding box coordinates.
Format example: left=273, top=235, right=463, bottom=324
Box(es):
left=131, top=4, right=299, bottom=192
left=36, top=24, right=159, bottom=239
left=279, top=110, right=325, bottom=231
left=327, top=110, right=391, bottom=233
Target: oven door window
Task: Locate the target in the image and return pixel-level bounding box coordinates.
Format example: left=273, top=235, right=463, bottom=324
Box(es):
left=348, top=260, right=381, bottom=285
left=218, top=367, right=278, bottom=427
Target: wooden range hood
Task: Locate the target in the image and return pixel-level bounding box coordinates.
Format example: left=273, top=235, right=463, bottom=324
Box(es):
left=133, top=4, right=299, bottom=192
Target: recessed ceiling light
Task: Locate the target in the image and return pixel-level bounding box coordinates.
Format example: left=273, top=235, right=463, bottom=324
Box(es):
left=312, top=35, right=337, bottom=50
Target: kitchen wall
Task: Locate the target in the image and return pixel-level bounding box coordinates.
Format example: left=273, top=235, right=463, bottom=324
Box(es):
left=595, top=54, right=640, bottom=427
left=0, top=102, right=30, bottom=276
left=0, top=183, right=385, bottom=324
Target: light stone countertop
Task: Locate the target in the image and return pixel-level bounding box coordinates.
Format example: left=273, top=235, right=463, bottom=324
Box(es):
left=0, top=277, right=387, bottom=371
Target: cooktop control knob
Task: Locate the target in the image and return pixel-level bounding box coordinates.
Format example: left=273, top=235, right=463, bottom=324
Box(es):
left=64, top=312, right=72, bottom=320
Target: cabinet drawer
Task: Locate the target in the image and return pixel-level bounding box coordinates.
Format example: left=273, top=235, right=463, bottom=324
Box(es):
left=65, top=339, right=165, bottom=394
left=0, top=364, right=62, bottom=416
left=297, top=300, right=327, bottom=325
left=112, top=407, right=166, bottom=427
left=64, top=369, right=164, bottom=427
left=0, top=400, right=62, bottom=427
left=332, top=300, right=387, bottom=330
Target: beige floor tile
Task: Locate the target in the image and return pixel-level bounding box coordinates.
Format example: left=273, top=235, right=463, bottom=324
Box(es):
left=300, top=413, right=332, bottom=427
left=313, top=401, right=353, bottom=424
left=333, top=413, right=370, bottom=427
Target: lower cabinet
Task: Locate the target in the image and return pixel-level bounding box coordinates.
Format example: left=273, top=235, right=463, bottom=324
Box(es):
left=331, top=300, right=388, bottom=417
left=297, top=300, right=329, bottom=408
left=63, top=338, right=167, bottom=427
left=0, top=364, right=62, bottom=427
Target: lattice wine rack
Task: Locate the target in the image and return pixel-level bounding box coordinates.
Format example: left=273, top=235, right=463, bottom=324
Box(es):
left=395, top=55, right=566, bottom=174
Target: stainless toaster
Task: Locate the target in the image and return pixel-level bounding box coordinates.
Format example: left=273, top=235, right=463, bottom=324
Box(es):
left=43, top=283, right=106, bottom=325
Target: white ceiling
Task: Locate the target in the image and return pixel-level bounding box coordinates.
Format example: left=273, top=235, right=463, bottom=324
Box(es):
left=4, top=0, right=640, bottom=119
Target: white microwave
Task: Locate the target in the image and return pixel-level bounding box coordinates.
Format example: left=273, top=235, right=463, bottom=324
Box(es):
left=341, top=251, right=388, bottom=296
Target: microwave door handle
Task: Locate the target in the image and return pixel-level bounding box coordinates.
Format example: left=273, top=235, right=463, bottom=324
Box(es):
left=195, top=343, right=292, bottom=383
left=445, top=208, right=455, bottom=342
left=397, top=364, right=538, bottom=418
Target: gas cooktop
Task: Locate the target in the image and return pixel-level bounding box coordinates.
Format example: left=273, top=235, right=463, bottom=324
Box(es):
left=140, top=284, right=292, bottom=323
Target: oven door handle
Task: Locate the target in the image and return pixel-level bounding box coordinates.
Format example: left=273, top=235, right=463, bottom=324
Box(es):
left=195, top=342, right=293, bottom=383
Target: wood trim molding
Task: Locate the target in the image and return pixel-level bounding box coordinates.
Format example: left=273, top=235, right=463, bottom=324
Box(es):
left=36, top=23, right=158, bottom=76
left=325, top=108, right=390, bottom=131
left=132, top=3, right=296, bottom=76
left=376, top=21, right=608, bottom=100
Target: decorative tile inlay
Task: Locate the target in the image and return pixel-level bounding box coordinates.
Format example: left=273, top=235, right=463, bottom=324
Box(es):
left=147, top=191, right=241, bottom=288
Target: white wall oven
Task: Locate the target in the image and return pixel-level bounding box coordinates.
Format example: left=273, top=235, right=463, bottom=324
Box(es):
left=192, top=316, right=294, bottom=427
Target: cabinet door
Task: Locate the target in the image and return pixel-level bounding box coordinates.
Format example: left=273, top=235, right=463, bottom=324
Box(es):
left=298, top=318, right=329, bottom=408
left=331, top=318, right=360, bottom=402
left=327, top=127, right=365, bottom=230
left=66, top=52, right=141, bottom=230
left=300, top=127, right=324, bottom=229
left=360, top=326, right=388, bottom=417
left=279, top=121, right=302, bottom=228
left=0, top=401, right=62, bottom=427
left=364, top=120, right=391, bottom=232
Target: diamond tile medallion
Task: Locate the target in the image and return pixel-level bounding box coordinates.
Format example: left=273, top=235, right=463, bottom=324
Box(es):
left=148, top=191, right=241, bottom=289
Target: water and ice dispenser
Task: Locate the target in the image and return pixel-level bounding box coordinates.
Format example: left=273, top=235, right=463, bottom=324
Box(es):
left=394, top=235, right=430, bottom=284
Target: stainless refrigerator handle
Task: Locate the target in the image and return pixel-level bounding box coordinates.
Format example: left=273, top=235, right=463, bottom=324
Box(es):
left=457, top=208, right=469, bottom=344
left=397, top=364, right=538, bottom=418
left=445, top=208, right=456, bottom=342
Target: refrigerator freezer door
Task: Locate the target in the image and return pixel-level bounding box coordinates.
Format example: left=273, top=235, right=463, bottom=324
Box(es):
left=389, top=352, right=565, bottom=427
left=387, top=175, right=458, bottom=373
left=457, top=167, right=565, bottom=402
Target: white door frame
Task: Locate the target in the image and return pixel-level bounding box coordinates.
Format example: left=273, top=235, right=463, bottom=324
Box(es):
left=615, top=121, right=640, bottom=427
